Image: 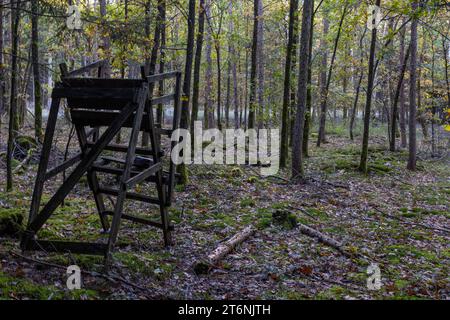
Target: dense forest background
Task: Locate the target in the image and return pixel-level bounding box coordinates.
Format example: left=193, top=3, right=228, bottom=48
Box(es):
left=0, top=0, right=448, bottom=300
left=0, top=0, right=449, bottom=184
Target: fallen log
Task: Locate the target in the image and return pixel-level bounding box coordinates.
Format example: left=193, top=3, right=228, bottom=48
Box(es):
left=13, top=148, right=35, bottom=174
left=297, top=223, right=352, bottom=257
left=194, top=225, right=256, bottom=275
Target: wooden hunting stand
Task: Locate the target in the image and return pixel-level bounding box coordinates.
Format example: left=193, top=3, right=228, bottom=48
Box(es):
left=20, top=60, right=182, bottom=266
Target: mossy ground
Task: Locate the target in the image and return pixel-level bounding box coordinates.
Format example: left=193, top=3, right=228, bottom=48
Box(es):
left=0, top=125, right=448, bottom=300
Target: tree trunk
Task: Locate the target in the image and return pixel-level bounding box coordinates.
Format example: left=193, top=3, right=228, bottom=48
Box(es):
left=157, top=0, right=166, bottom=125
left=99, top=0, right=111, bottom=76
left=6, top=0, right=21, bottom=191
left=230, top=1, right=239, bottom=129
left=302, top=3, right=315, bottom=157
left=256, top=0, right=264, bottom=129
left=390, top=44, right=411, bottom=151
left=291, top=0, right=313, bottom=179
left=443, top=38, right=450, bottom=110
left=349, top=28, right=366, bottom=140
left=31, top=0, right=42, bottom=142
left=215, top=40, right=222, bottom=130
left=248, top=0, right=259, bottom=129
left=317, top=15, right=329, bottom=146
left=407, top=1, right=418, bottom=171
left=204, top=0, right=214, bottom=129
left=317, top=3, right=348, bottom=146
left=359, top=0, right=381, bottom=173
left=0, top=0, right=5, bottom=130
left=177, top=0, right=196, bottom=184
left=280, top=0, right=299, bottom=168
left=191, top=0, right=205, bottom=141
left=399, top=22, right=407, bottom=148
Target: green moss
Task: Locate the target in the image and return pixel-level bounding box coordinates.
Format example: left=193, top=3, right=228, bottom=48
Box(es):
left=0, top=271, right=97, bottom=300
left=272, top=210, right=298, bottom=230
left=114, top=251, right=174, bottom=280
left=240, top=197, right=256, bottom=208
left=316, top=285, right=348, bottom=300
left=247, top=176, right=259, bottom=184
left=385, top=245, right=439, bottom=264
left=0, top=208, right=24, bottom=237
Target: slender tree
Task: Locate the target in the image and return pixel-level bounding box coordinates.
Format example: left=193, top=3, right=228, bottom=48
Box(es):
left=191, top=0, right=206, bottom=141
left=31, top=0, right=42, bottom=142
left=390, top=44, right=411, bottom=151
left=248, top=0, right=260, bottom=129
left=399, top=22, right=408, bottom=148
left=302, top=1, right=315, bottom=156
left=407, top=1, right=418, bottom=171
left=280, top=0, right=299, bottom=168
left=256, top=0, right=265, bottom=128
left=292, top=0, right=313, bottom=179
left=0, top=0, right=4, bottom=130
left=178, top=0, right=196, bottom=184
left=6, top=0, right=21, bottom=191
left=317, top=15, right=329, bottom=146
left=317, top=2, right=348, bottom=146
left=99, top=0, right=111, bottom=76
left=359, top=0, right=381, bottom=173
left=349, top=26, right=367, bottom=141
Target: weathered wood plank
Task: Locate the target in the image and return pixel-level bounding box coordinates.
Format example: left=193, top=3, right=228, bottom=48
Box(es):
left=27, top=102, right=138, bottom=233
left=125, top=163, right=162, bottom=188
left=66, top=60, right=107, bottom=77
left=102, top=211, right=174, bottom=231
left=44, top=153, right=82, bottom=181
left=98, top=186, right=161, bottom=205
left=86, top=142, right=161, bottom=157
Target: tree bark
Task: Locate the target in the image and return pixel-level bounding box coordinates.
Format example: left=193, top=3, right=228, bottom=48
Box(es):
left=248, top=0, right=259, bottom=129
left=280, top=0, right=299, bottom=168
left=291, top=0, right=313, bottom=179
left=204, top=0, right=214, bottom=129
left=256, top=0, right=264, bottom=129
left=399, top=22, right=408, bottom=148
left=31, top=0, right=42, bottom=142
left=157, top=0, right=166, bottom=125
left=6, top=0, right=21, bottom=191
left=302, top=2, right=315, bottom=157
left=317, top=15, right=329, bottom=146
left=99, top=0, right=111, bottom=76
left=359, top=0, right=381, bottom=173
left=178, top=0, right=196, bottom=184
left=407, top=1, right=418, bottom=171
left=317, top=3, right=348, bottom=146
left=191, top=0, right=205, bottom=140
left=443, top=38, right=450, bottom=110
left=230, top=1, right=239, bottom=130
left=0, top=0, right=5, bottom=130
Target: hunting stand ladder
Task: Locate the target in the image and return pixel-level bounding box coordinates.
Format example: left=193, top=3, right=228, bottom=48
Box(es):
left=20, top=60, right=182, bottom=266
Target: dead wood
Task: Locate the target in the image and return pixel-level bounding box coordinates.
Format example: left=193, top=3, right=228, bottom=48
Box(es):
left=194, top=225, right=256, bottom=274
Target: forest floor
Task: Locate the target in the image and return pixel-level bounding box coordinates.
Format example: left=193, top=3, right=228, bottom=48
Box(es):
left=0, top=124, right=448, bottom=300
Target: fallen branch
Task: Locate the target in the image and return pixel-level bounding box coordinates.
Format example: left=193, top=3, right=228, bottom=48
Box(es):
left=297, top=223, right=353, bottom=258
left=372, top=206, right=450, bottom=234
left=13, top=148, right=35, bottom=174
left=9, top=251, right=155, bottom=296
left=194, top=225, right=256, bottom=274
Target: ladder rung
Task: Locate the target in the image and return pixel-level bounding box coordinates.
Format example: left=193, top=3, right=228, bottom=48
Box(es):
left=98, top=186, right=162, bottom=205
left=91, top=164, right=171, bottom=184
left=125, top=163, right=163, bottom=188
left=102, top=211, right=174, bottom=231
left=86, top=142, right=163, bottom=157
